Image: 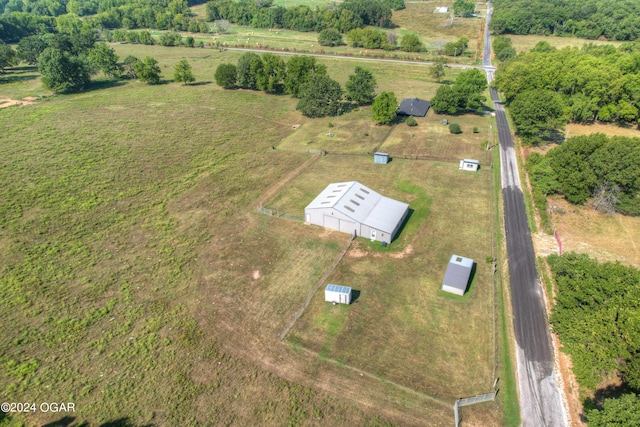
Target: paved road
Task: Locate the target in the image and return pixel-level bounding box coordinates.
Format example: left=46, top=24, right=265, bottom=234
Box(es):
left=484, top=3, right=567, bottom=426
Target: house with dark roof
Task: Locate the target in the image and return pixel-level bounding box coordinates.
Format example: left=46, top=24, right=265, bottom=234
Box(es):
left=398, top=98, right=431, bottom=117
left=441, top=255, right=474, bottom=296
left=304, top=181, right=409, bottom=243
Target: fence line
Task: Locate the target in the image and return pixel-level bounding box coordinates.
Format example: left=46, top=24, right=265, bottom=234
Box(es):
left=453, top=382, right=498, bottom=426
left=279, top=234, right=355, bottom=340
left=257, top=205, right=304, bottom=222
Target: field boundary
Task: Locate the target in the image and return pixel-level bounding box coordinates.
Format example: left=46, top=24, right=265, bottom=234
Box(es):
left=279, top=233, right=354, bottom=340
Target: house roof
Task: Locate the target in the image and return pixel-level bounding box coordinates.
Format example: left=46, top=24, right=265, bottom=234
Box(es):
left=326, top=284, right=351, bottom=294
left=442, top=254, right=474, bottom=291
left=398, top=98, right=431, bottom=116
left=305, top=181, right=409, bottom=234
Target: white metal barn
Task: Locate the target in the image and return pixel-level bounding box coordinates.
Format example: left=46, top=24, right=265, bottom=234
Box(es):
left=304, top=181, right=409, bottom=243
left=325, top=284, right=352, bottom=304
left=459, top=159, right=479, bottom=171
left=442, top=255, right=474, bottom=296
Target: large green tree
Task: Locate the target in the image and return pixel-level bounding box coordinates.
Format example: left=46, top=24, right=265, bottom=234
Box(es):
left=345, top=66, right=376, bottom=106
left=372, top=91, right=397, bottom=125
left=173, top=59, right=195, bottom=85
left=454, top=68, right=487, bottom=110
left=0, top=40, right=17, bottom=72
left=214, top=63, right=237, bottom=89
left=16, top=35, right=48, bottom=65
left=430, top=85, right=462, bottom=114
left=400, top=33, right=423, bottom=52
left=453, top=0, right=475, bottom=17
left=38, top=47, right=90, bottom=92
left=509, top=89, right=565, bottom=144
left=296, top=74, right=343, bottom=118
left=586, top=394, right=640, bottom=427
left=257, top=53, right=285, bottom=94
left=88, top=43, right=120, bottom=78
left=236, top=52, right=263, bottom=90
left=133, top=56, right=161, bottom=84
left=284, top=55, right=326, bottom=98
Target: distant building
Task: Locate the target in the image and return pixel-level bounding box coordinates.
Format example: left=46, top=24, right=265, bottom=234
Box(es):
left=398, top=98, right=431, bottom=117
left=304, top=181, right=409, bottom=243
left=374, top=152, right=389, bottom=164
left=325, top=284, right=352, bottom=304
left=459, top=159, right=479, bottom=171
left=435, top=6, right=449, bottom=13
left=442, top=255, right=474, bottom=296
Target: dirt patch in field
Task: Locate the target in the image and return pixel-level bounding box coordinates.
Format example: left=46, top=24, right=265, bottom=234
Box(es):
left=0, top=97, right=36, bottom=108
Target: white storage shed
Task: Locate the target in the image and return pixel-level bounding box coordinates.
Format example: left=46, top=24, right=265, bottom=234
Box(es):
left=325, top=284, right=352, bottom=304
left=459, top=159, right=479, bottom=171
left=442, top=255, right=474, bottom=296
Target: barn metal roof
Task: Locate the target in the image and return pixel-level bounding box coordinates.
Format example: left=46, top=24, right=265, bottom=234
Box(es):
left=398, top=98, right=431, bottom=117
left=326, top=284, right=351, bottom=294
left=442, top=254, right=474, bottom=290
left=305, top=181, right=409, bottom=234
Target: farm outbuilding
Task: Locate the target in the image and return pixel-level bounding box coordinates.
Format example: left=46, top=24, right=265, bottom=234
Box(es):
left=442, top=255, right=474, bottom=296
left=459, top=159, right=479, bottom=171
left=398, top=98, right=431, bottom=117
left=304, top=181, right=409, bottom=243
left=374, top=152, right=389, bottom=164
left=325, top=284, right=352, bottom=304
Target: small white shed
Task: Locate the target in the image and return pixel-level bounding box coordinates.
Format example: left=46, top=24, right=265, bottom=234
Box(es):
left=459, top=159, right=479, bottom=171
left=442, top=255, right=474, bottom=296
left=325, top=284, right=352, bottom=304
left=374, top=152, right=389, bottom=164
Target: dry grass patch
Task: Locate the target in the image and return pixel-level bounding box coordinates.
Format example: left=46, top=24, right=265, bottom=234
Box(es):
left=547, top=196, right=640, bottom=269
left=507, top=34, right=623, bottom=54
left=565, top=122, right=640, bottom=139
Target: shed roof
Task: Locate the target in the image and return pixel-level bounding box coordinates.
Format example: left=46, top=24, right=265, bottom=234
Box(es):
left=326, top=284, right=351, bottom=294
left=463, top=159, right=479, bottom=164
left=442, top=254, right=474, bottom=291
left=305, top=181, right=409, bottom=234
left=398, top=98, right=431, bottom=117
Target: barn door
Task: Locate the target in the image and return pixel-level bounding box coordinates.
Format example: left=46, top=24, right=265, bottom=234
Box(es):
left=340, top=293, right=348, bottom=304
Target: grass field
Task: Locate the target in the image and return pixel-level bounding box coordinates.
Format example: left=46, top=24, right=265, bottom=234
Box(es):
left=282, top=153, right=497, bottom=401
left=0, top=44, right=504, bottom=426
left=506, top=34, right=623, bottom=55
left=187, top=1, right=486, bottom=64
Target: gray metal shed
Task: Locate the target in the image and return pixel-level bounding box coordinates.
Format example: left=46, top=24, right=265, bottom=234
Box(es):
left=304, top=181, right=409, bottom=243
left=442, top=255, right=474, bottom=296
left=374, top=152, right=389, bottom=164
left=325, top=284, right=352, bottom=304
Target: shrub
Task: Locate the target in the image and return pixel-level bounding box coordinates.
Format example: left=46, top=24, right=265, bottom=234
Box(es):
left=406, top=117, right=418, bottom=126
left=473, top=126, right=479, bottom=133
left=318, top=28, right=342, bottom=47
left=449, top=123, right=462, bottom=134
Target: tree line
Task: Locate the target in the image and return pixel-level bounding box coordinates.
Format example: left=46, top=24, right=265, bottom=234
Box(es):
left=491, top=0, right=640, bottom=41
left=494, top=42, right=640, bottom=143
left=527, top=133, right=640, bottom=215
left=0, top=0, right=211, bottom=43
left=547, top=252, right=640, bottom=425
left=206, top=0, right=404, bottom=33
left=214, top=53, right=378, bottom=117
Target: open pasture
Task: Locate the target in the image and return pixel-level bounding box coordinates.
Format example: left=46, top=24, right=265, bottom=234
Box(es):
left=507, top=34, right=623, bottom=55
left=0, top=44, right=501, bottom=425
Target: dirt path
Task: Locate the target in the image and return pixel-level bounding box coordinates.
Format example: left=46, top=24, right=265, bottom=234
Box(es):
left=258, top=153, right=321, bottom=207
left=0, top=97, right=37, bottom=108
